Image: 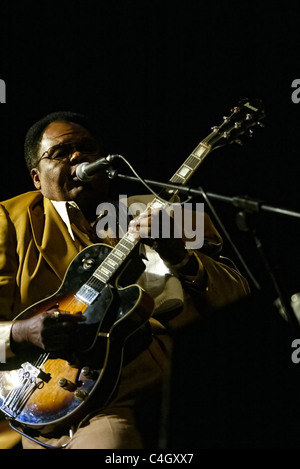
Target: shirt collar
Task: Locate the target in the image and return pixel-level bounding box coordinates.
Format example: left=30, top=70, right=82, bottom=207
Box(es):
left=50, top=200, right=78, bottom=241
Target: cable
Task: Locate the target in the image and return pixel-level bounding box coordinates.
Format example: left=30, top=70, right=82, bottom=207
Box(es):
left=110, top=154, right=193, bottom=205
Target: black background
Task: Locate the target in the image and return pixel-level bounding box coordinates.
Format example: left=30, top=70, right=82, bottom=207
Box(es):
left=1, top=0, right=300, bottom=448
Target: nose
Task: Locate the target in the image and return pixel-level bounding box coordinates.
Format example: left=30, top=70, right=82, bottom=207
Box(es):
left=69, top=150, right=86, bottom=164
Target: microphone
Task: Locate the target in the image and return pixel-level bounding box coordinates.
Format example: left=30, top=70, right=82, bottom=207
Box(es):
left=76, top=155, right=117, bottom=182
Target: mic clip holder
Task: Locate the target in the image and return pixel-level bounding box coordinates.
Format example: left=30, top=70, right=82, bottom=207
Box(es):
left=105, top=165, right=118, bottom=180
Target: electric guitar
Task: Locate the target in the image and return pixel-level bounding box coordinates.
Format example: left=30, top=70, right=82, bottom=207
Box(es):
left=0, top=98, right=265, bottom=444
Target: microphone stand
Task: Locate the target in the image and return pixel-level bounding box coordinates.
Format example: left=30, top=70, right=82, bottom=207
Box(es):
left=109, top=168, right=300, bottom=332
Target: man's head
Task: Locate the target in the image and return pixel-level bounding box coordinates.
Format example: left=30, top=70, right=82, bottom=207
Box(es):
left=25, top=111, right=109, bottom=216
left=24, top=111, right=102, bottom=171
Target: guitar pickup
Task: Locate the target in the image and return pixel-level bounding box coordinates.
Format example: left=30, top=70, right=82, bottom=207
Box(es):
left=75, top=284, right=100, bottom=305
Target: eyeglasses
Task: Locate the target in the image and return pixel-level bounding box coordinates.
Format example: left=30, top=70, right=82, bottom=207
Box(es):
left=36, top=138, right=100, bottom=165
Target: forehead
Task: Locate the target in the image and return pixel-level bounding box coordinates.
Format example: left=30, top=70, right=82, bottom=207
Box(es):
left=40, top=121, right=93, bottom=151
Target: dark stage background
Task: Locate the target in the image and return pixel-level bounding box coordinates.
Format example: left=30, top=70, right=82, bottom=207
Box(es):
left=1, top=0, right=300, bottom=449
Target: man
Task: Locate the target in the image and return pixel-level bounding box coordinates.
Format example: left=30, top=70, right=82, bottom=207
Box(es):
left=0, top=111, right=249, bottom=449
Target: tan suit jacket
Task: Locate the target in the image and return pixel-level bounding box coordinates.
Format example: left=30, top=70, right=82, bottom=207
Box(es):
left=0, top=190, right=249, bottom=355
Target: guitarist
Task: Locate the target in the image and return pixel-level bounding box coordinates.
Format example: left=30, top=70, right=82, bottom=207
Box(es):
left=0, top=111, right=249, bottom=449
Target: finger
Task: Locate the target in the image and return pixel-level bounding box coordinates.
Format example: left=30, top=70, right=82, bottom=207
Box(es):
left=46, top=309, right=86, bottom=323
left=128, top=216, right=151, bottom=235
left=58, top=311, right=86, bottom=322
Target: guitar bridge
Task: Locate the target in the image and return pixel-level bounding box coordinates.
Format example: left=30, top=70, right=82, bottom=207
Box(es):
left=75, top=284, right=100, bottom=305
left=1, top=361, right=50, bottom=419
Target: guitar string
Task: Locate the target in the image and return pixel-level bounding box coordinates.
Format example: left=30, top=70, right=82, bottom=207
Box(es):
left=4, top=375, right=34, bottom=415
left=3, top=353, right=49, bottom=416
left=13, top=381, right=42, bottom=415
left=3, top=376, right=32, bottom=416
left=4, top=369, right=45, bottom=416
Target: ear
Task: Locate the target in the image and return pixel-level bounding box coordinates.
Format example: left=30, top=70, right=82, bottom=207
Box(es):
left=30, top=168, right=41, bottom=190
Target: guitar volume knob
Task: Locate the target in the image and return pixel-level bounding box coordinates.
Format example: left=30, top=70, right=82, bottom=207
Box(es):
left=58, top=378, right=77, bottom=392
left=74, top=390, right=88, bottom=401
left=81, top=366, right=98, bottom=380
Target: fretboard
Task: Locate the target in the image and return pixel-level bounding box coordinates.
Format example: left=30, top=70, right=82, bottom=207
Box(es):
left=92, top=232, right=137, bottom=285
left=169, top=141, right=211, bottom=186
left=89, top=139, right=212, bottom=287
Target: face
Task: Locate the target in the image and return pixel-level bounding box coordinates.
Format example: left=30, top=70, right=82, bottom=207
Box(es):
left=31, top=121, right=109, bottom=213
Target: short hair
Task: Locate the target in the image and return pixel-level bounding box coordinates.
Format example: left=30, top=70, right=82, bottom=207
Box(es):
left=24, top=111, right=103, bottom=171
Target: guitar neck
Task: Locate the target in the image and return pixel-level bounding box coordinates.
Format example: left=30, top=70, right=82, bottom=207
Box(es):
left=169, top=140, right=211, bottom=186
left=92, top=232, right=138, bottom=285
left=90, top=138, right=212, bottom=286
left=150, top=139, right=212, bottom=207
left=87, top=97, right=265, bottom=289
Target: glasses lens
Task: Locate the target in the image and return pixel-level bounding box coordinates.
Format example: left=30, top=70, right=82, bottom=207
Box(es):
left=47, top=139, right=99, bottom=160
left=49, top=144, right=70, bottom=160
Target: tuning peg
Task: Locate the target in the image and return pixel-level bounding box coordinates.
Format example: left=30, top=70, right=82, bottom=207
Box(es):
left=234, top=122, right=242, bottom=128
left=223, top=116, right=229, bottom=122
left=257, top=121, right=265, bottom=128
left=235, top=139, right=243, bottom=145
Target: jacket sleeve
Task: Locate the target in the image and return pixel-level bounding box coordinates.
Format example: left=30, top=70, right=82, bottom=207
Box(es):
left=189, top=251, right=250, bottom=309
left=0, top=205, right=19, bottom=358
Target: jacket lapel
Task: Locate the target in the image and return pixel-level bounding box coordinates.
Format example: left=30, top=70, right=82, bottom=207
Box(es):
left=28, top=196, right=79, bottom=281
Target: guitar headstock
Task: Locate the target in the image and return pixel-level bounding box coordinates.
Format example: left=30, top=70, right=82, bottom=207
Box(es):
left=206, top=98, right=265, bottom=150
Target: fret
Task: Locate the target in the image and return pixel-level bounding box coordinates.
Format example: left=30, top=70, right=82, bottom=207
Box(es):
left=117, top=245, right=129, bottom=255
left=185, top=154, right=201, bottom=169
left=192, top=141, right=211, bottom=157
left=120, top=239, right=134, bottom=250
left=93, top=271, right=109, bottom=283
left=176, top=165, right=192, bottom=179
left=106, top=258, right=118, bottom=268
left=186, top=153, right=201, bottom=165
left=90, top=231, right=138, bottom=286
left=112, top=250, right=125, bottom=259
left=171, top=173, right=185, bottom=182
left=100, top=266, right=111, bottom=276
left=102, top=259, right=115, bottom=271
left=120, top=233, right=135, bottom=245
left=168, top=142, right=211, bottom=187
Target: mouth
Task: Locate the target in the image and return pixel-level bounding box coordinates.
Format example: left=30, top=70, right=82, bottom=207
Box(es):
left=70, top=171, right=93, bottom=193
left=71, top=170, right=84, bottom=184
left=67, top=173, right=84, bottom=192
